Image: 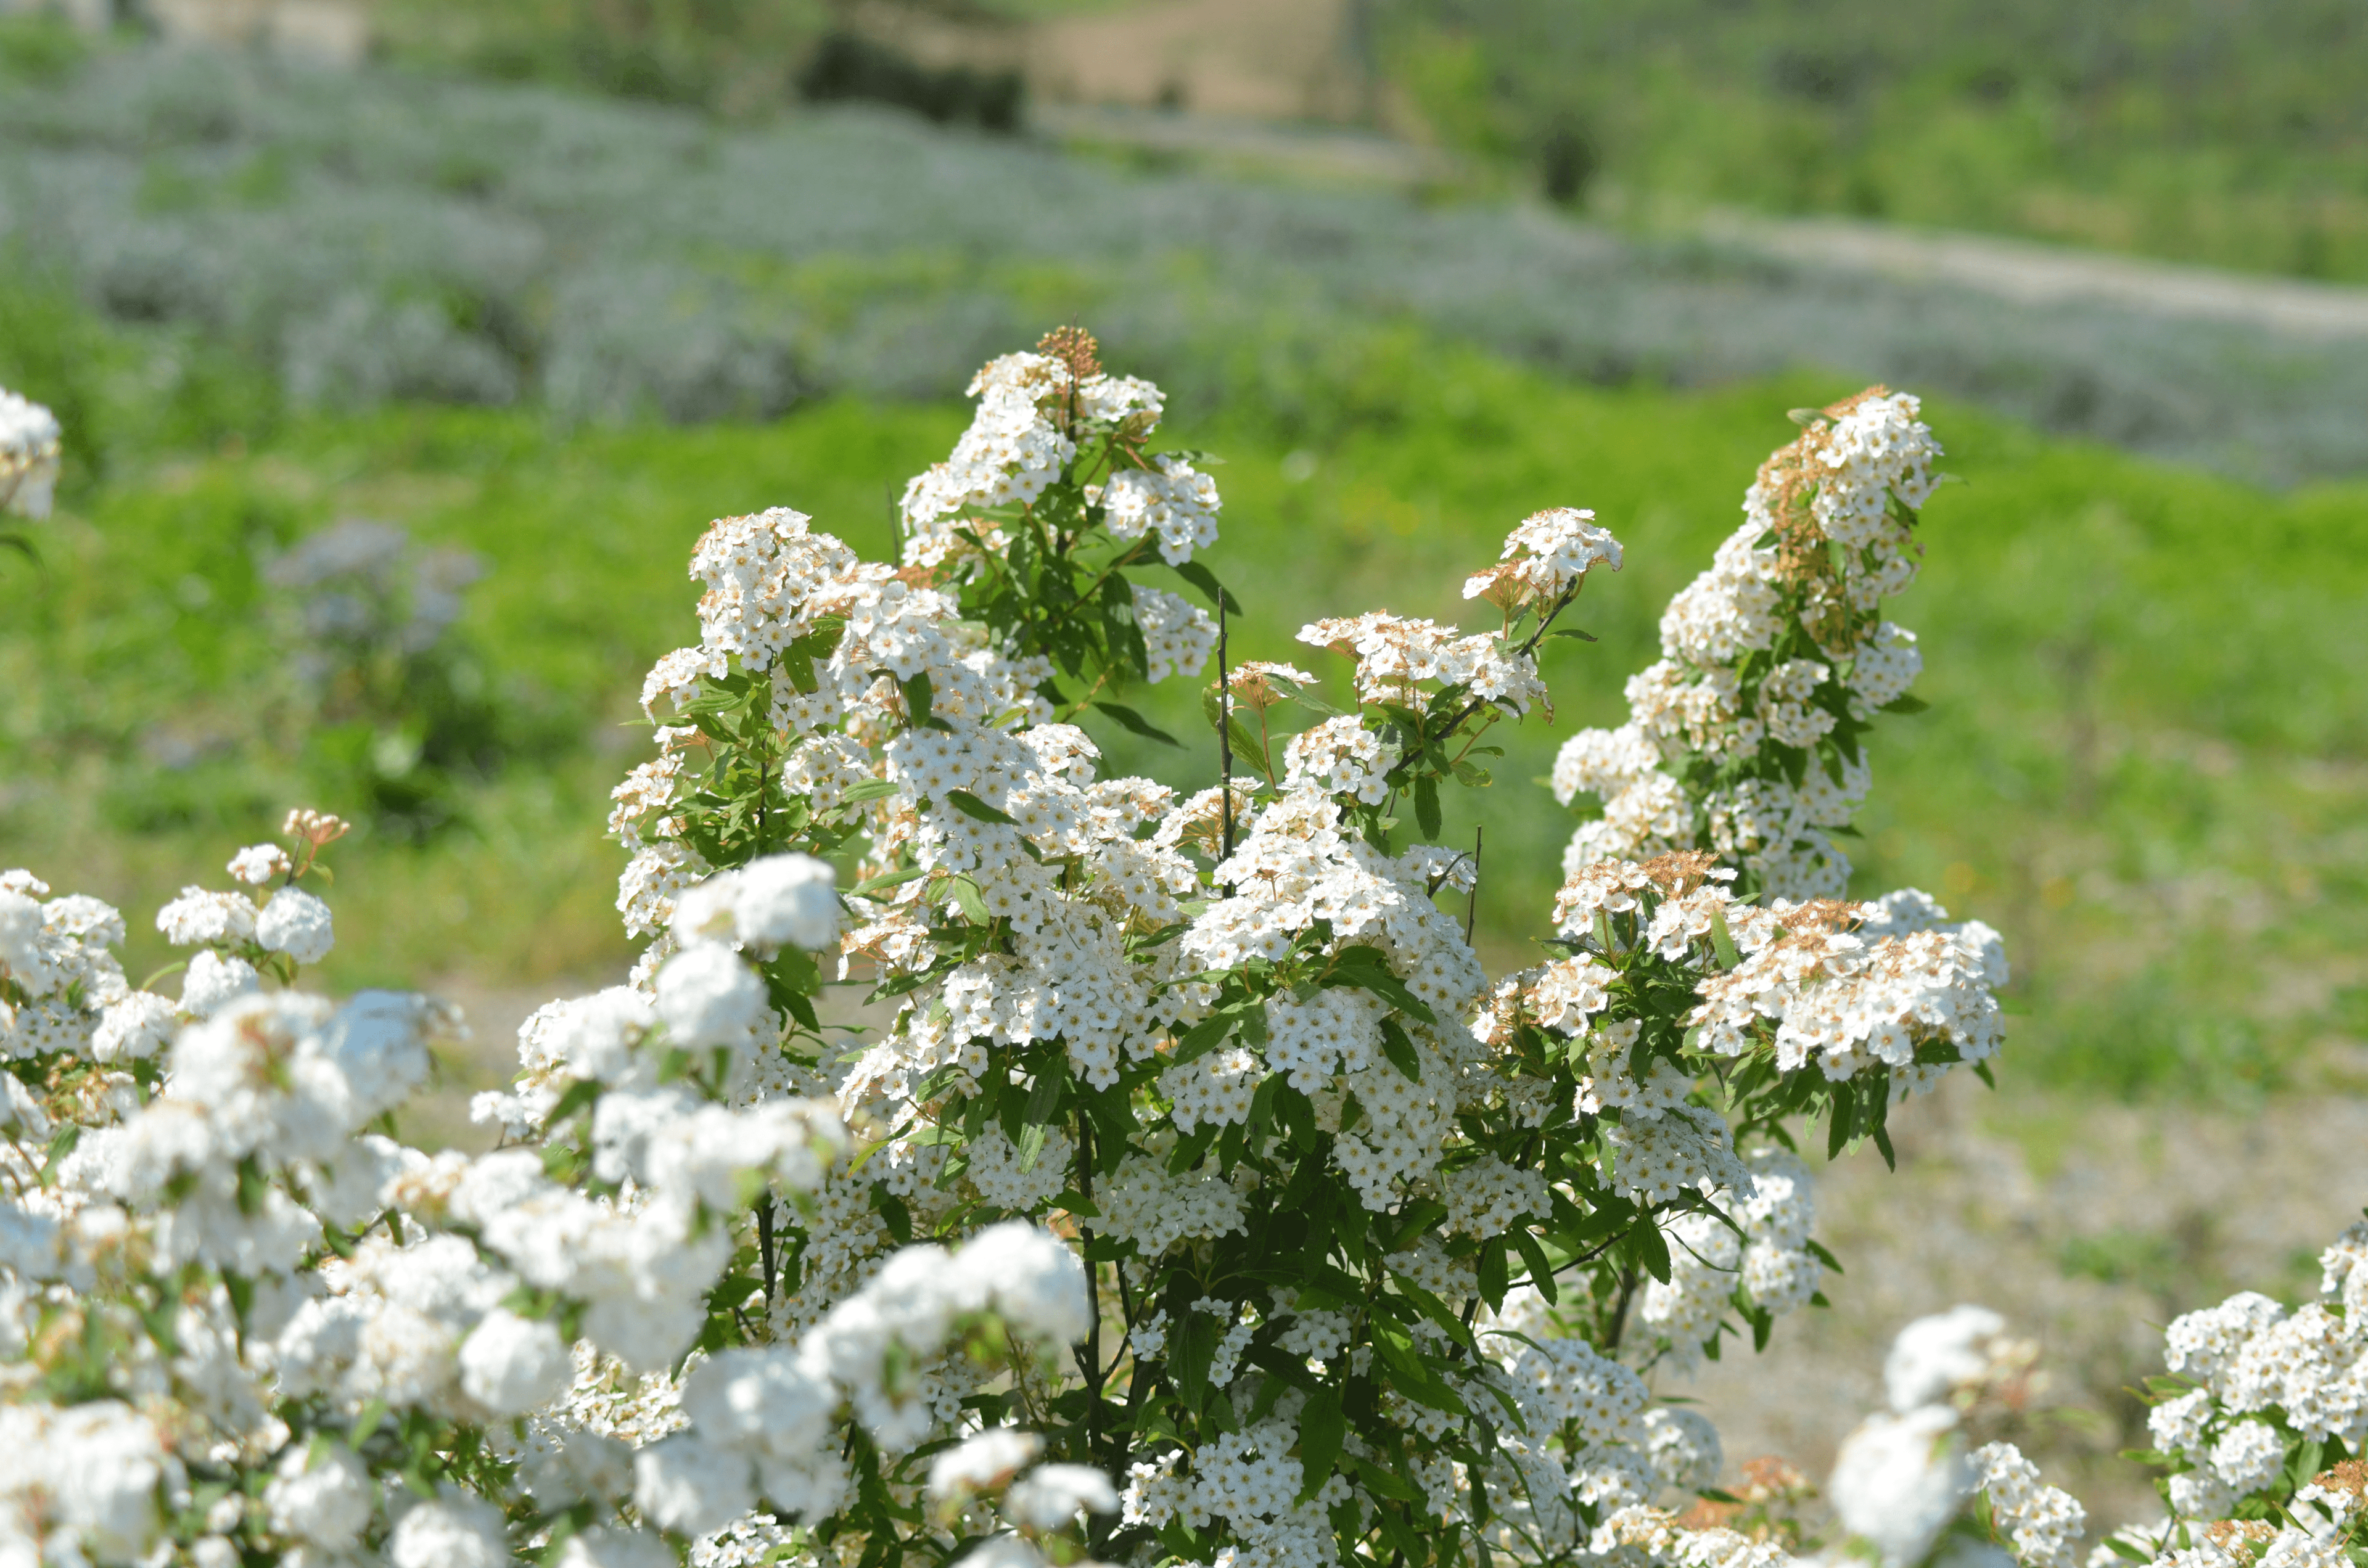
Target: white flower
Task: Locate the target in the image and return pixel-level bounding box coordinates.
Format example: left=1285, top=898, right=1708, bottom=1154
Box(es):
left=256, top=887, right=335, bottom=965
left=1003, top=1464, right=1120, bottom=1530
left=388, top=1493, right=514, bottom=1568
left=182, top=950, right=261, bottom=1018
left=0, top=1400, right=178, bottom=1562
left=1886, top=1303, right=2008, bottom=1412
left=672, top=853, right=840, bottom=954
left=1642, top=1406, right=1724, bottom=1493
left=265, top=1444, right=372, bottom=1550
left=953, top=1221, right=1093, bottom=1345
left=558, top=1525, right=676, bottom=1568
left=654, top=944, right=768, bottom=1048
left=0, top=386, right=61, bottom=520
left=634, top=1432, right=755, bottom=1539
left=227, top=845, right=293, bottom=886
left=458, top=1308, right=570, bottom=1415
left=157, top=887, right=257, bottom=946
left=92, top=991, right=178, bottom=1062
left=2210, top=1420, right=2287, bottom=1495
left=929, top=1429, right=1042, bottom=1502
left=1831, top=1405, right=1968, bottom=1567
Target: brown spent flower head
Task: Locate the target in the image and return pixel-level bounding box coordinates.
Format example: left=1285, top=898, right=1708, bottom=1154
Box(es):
left=1035, top=326, right=1101, bottom=385
left=1772, top=898, right=1865, bottom=937
left=282, top=807, right=351, bottom=879
left=1677, top=1456, right=1820, bottom=1548
left=2204, top=1521, right=2279, bottom=1566
left=2312, top=1459, right=2368, bottom=1502
left=1638, top=850, right=1729, bottom=898
left=283, top=808, right=350, bottom=850
left=1754, top=385, right=1919, bottom=656
left=1225, top=661, right=1315, bottom=715
left=1161, top=784, right=1257, bottom=858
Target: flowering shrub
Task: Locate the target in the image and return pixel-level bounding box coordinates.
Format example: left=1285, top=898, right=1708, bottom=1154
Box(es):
left=12, top=340, right=2267, bottom=1568
left=0, top=385, right=59, bottom=548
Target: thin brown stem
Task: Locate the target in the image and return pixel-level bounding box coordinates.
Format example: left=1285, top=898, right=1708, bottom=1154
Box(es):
left=1217, top=599, right=1235, bottom=862
left=1465, top=825, right=1482, bottom=943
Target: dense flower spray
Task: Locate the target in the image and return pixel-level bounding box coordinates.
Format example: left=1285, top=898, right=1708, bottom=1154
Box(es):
left=0, top=347, right=2129, bottom=1568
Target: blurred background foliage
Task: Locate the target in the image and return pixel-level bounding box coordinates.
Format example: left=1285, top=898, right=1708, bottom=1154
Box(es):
left=1381, top=0, right=2368, bottom=279
left=350, top=0, right=2368, bottom=282
left=0, top=6, right=2362, bottom=1115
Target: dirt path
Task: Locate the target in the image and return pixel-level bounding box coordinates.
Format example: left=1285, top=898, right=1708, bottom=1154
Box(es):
left=1703, top=211, right=2368, bottom=342
left=1027, top=99, right=2368, bottom=343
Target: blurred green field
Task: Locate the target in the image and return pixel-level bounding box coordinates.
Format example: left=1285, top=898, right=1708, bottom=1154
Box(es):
left=2, top=314, right=2361, bottom=1101
left=1390, top=0, right=2368, bottom=282
left=357, top=0, right=2368, bottom=284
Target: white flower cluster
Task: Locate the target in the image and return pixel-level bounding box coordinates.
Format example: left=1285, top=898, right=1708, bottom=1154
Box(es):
left=2138, top=1220, right=2368, bottom=1522
left=0, top=827, right=1107, bottom=1566
left=900, top=348, right=1204, bottom=571
left=1136, top=581, right=1219, bottom=683
left=1552, top=390, right=1941, bottom=899
left=1688, top=885, right=2008, bottom=1097
left=1463, top=505, right=1624, bottom=610
left=1975, top=1443, right=2090, bottom=1568
left=1183, top=790, right=1483, bottom=1209
left=1830, top=1307, right=2074, bottom=1568
left=1094, top=1155, right=1248, bottom=1255
left=1282, top=715, right=1399, bottom=805
left=1638, top=1146, right=1823, bottom=1365
left=1299, top=611, right=1550, bottom=716
left=0, top=871, right=137, bottom=1068
left=1102, top=453, right=1222, bottom=565
left=0, top=385, right=60, bottom=521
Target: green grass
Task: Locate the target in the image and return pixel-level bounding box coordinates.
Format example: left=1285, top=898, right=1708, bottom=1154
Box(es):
left=3, top=331, right=2362, bottom=1099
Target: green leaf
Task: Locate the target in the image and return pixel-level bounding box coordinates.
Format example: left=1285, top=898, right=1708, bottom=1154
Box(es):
left=1545, top=626, right=1598, bottom=642
left=1296, top=1385, right=1346, bottom=1503
left=1635, top=1219, right=1674, bottom=1284
left=1370, top=1323, right=1468, bottom=1416
left=944, top=789, right=1017, bottom=825
left=945, top=877, right=990, bottom=925
left=1326, top=946, right=1439, bottom=1026
left=852, top=865, right=927, bottom=898
left=1414, top=775, right=1442, bottom=839
left=1880, top=693, right=1930, bottom=715
left=1022, top=1064, right=1066, bottom=1127
left=1510, top=1228, right=1558, bottom=1303
left=1477, top=1236, right=1510, bottom=1311
left=1172, top=1307, right=1220, bottom=1414
left=1376, top=1017, right=1423, bottom=1082
left=1094, top=701, right=1182, bottom=747
left=841, top=778, right=899, bottom=806
left=1351, top=1456, right=1420, bottom=1503
left=1168, top=559, right=1244, bottom=615
left=1171, top=1012, right=1238, bottom=1067
left=1709, top=908, right=1741, bottom=970
left=901, top=671, right=935, bottom=729
left=870, top=1186, right=913, bottom=1244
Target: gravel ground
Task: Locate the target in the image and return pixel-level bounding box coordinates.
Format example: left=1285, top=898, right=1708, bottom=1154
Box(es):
left=1680, top=1070, right=2368, bottom=1535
